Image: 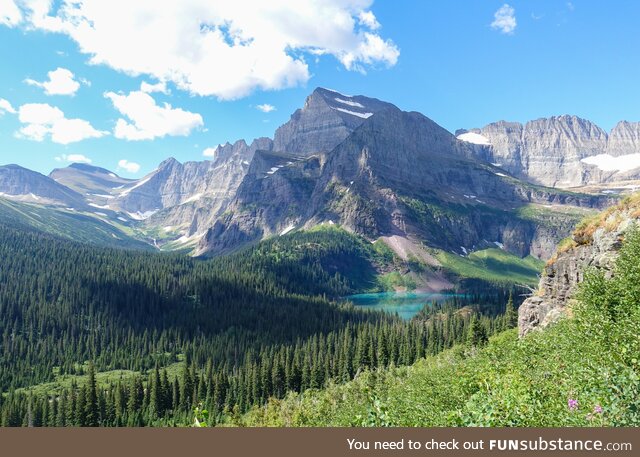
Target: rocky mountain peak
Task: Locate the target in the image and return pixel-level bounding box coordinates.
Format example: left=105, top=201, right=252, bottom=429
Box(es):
left=459, top=115, right=640, bottom=188
left=1, top=163, right=86, bottom=207
left=272, top=87, right=396, bottom=156
left=67, top=163, right=116, bottom=176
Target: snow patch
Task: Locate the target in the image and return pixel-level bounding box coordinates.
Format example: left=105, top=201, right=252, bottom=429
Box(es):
left=334, top=97, right=364, bottom=108
left=494, top=172, right=508, bottom=177
left=494, top=241, right=505, bottom=249
left=492, top=163, right=502, bottom=167
left=457, top=132, right=491, bottom=146
left=89, top=203, right=110, bottom=210
left=321, top=87, right=352, bottom=97
left=332, top=107, right=373, bottom=119
left=108, top=173, right=117, bottom=178
left=460, top=246, right=468, bottom=255
left=91, top=193, right=115, bottom=199
left=118, top=175, right=153, bottom=197
left=266, top=166, right=280, bottom=175
left=93, top=212, right=108, bottom=217
left=182, top=193, right=203, bottom=204
left=279, top=224, right=296, bottom=236
left=127, top=210, right=158, bottom=220
left=581, top=153, right=640, bottom=172
left=29, top=193, right=41, bottom=201
left=117, top=217, right=128, bottom=222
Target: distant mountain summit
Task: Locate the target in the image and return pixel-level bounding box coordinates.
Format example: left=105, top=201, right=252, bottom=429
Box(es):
left=273, top=87, right=396, bottom=155
left=0, top=164, right=86, bottom=207
left=50, top=163, right=133, bottom=196
left=459, top=116, right=640, bottom=188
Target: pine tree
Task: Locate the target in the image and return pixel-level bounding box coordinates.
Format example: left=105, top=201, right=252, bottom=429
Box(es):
left=504, top=291, right=518, bottom=329
left=466, top=314, right=488, bottom=347
left=84, top=362, right=99, bottom=426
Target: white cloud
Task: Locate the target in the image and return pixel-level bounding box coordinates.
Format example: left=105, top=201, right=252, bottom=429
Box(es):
left=140, top=81, right=168, bottom=94
left=117, top=159, right=141, bottom=173
left=0, top=0, right=21, bottom=26
left=55, top=153, right=92, bottom=164
left=105, top=90, right=203, bottom=141
left=25, top=67, right=85, bottom=96
left=17, top=103, right=107, bottom=144
left=202, top=147, right=217, bottom=158
left=339, top=32, right=399, bottom=72
left=491, top=4, right=517, bottom=35
left=7, top=0, right=399, bottom=100
left=256, top=103, right=276, bottom=113
left=358, top=11, right=380, bottom=30
left=0, top=97, right=16, bottom=114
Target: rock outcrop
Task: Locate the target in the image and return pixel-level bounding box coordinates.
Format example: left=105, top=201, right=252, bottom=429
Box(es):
left=518, top=196, right=640, bottom=336
left=460, top=116, right=640, bottom=188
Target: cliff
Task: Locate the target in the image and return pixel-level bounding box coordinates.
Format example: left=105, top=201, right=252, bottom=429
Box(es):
left=518, top=193, right=640, bottom=336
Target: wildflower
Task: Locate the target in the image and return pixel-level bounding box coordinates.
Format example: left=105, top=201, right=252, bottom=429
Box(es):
left=593, top=405, right=603, bottom=414
left=568, top=399, right=578, bottom=411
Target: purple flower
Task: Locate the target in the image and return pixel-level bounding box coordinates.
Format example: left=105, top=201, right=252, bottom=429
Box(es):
left=594, top=405, right=603, bottom=414
left=568, top=399, right=579, bottom=411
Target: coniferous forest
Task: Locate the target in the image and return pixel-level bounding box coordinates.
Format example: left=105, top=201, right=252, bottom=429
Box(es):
left=0, top=220, right=515, bottom=426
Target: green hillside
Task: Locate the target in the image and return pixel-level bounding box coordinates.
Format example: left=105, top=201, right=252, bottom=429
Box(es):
left=241, top=230, right=640, bottom=427
left=0, top=197, right=151, bottom=250
left=436, top=248, right=544, bottom=286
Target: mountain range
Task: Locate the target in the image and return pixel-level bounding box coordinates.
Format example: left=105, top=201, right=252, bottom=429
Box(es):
left=2, top=87, right=637, bottom=289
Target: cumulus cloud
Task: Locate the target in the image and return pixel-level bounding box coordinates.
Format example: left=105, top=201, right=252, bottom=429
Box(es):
left=104, top=90, right=203, bottom=141
left=55, top=153, right=92, bottom=164
left=491, top=4, right=517, bottom=35
left=4, top=0, right=399, bottom=99
left=25, top=67, right=85, bottom=96
left=17, top=103, right=107, bottom=144
left=140, top=81, right=169, bottom=94
left=117, top=159, right=140, bottom=173
left=202, top=147, right=218, bottom=158
left=256, top=103, right=276, bottom=113
left=358, top=11, right=380, bottom=30
left=0, top=0, right=21, bottom=26
left=0, top=98, right=16, bottom=115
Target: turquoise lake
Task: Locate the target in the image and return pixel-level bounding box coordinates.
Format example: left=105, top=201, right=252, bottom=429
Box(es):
left=346, top=291, right=461, bottom=320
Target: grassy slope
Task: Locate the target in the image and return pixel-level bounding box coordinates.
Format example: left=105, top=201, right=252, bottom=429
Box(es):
left=0, top=198, right=151, bottom=250
left=12, top=361, right=184, bottom=398
left=240, top=230, right=640, bottom=427
left=436, top=248, right=544, bottom=286
left=242, top=318, right=635, bottom=427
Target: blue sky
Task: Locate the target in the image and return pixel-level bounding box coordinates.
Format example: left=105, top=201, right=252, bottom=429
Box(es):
left=1, top=1, right=639, bottom=177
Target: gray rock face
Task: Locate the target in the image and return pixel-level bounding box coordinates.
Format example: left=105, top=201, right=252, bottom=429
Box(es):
left=0, top=164, right=86, bottom=207
left=518, top=207, right=636, bottom=337
left=197, top=150, right=322, bottom=254
left=115, top=138, right=270, bottom=235
left=199, top=107, right=610, bottom=258
left=607, top=121, right=640, bottom=156
left=50, top=163, right=133, bottom=195
left=272, top=87, right=395, bottom=155
left=462, top=116, right=640, bottom=188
